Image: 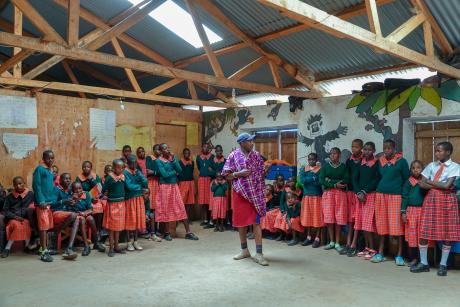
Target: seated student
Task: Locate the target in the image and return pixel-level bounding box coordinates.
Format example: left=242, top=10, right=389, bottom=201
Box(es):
left=210, top=172, right=228, bottom=232
left=178, top=148, right=196, bottom=221
left=299, top=153, right=323, bottom=248
left=155, top=143, right=198, bottom=241
left=285, top=192, right=304, bottom=246
left=401, top=160, right=427, bottom=267
left=274, top=178, right=298, bottom=241
left=0, top=183, right=7, bottom=253
left=1, top=177, right=34, bottom=258
left=412, top=142, right=460, bottom=276
left=136, top=147, right=148, bottom=177
left=67, top=182, right=106, bottom=256
left=102, top=159, right=128, bottom=257
left=260, top=184, right=278, bottom=237
left=75, top=161, right=104, bottom=234
left=273, top=174, right=285, bottom=206
left=123, top=154, right=148, bottom=251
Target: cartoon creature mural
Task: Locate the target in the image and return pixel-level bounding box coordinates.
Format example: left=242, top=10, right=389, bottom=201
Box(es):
left=267, top=104, right=282, bottom=121
left=231, top=109, right=254, bottom=136
left=298, top=114, right=348, bottom=163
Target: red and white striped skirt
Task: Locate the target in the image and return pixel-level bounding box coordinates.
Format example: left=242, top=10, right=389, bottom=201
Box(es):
left=405, top=206, right=423, bottom=247
left=103, top=201, right=126, bottom=231
left=179, top=180, right=195, bottom=205
left=374, top=193, right=403, bottom=236
left=347, top=191, right=358, bottom=223
left=6, top=219, right=31, bottom=241
left=354, top=192, right=376, bottom=232
left=148, top=177, right=161, bottom=210
left=300, top=195, right=323, bottom=228
left=321, top=189, right=348, bottom=225
left=36, top=206, right=54, bottom=231
left=274, top=211, right=287, bottom=232
left=260, top=208, right=279, bottom=233
left=156, top=184, right=188, bottom=222
left=211, top=196, right=227, bottom=219
left=198, top=177, right=212, bottom=205
left=125, top=196, right=146, bottom=231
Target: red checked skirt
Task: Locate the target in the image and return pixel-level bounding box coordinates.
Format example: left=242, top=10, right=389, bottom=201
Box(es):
left=36, top=206, right=54, bottom=231
left=420, top=189, right=460, bottom=242
left=6, top=219, right=31, bottom=241
left=260, top=208, right=279, bottom=233
left=321, top=189, right=348, bottom=225
left=347, top=191, right=358, bottom=223
left=274, top=216, right=303, bottom=233
left=125, top=196, right=146, bottom=231
left=300, top=195, right=324, bottom=228
left=211, top=196, right=227, bottom=219
left=354, top=192, right=376, bottom=232
left=103, top=201, right=126, bottom=231
left=232, top=190, right=257, bottom=228
left=91, top=200, right=104, bottom=214
left=375, top=193, right=404, bottom=236
left=179, top=180, right=195, bottom=205
left=274, top=210, right=287, bottom=233
left=198, top=177, right=212, bottom=205
left=147, top=177, right=161, bottom=210
left=156, top=184, right=188, bottom=222
left=405, top=206, right=423, bottom=247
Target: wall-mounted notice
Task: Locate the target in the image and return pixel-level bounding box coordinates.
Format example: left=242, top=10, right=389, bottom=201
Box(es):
left=3, top=133, right=38, bottom=159
left=89, top=108, right=116, bottom=150
left=0, top=95, right=37, bottom=128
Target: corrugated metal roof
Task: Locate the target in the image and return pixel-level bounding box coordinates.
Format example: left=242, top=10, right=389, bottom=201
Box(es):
left=425, top=0, right=460, bottom=49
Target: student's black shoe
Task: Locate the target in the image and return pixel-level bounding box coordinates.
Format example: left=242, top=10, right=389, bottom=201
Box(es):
left=301, top=239, right=313, bottom=246
left=437, top=265, right=447, bottom=277
left=82, top=246, right=91, bottom=256
left=1, top=249, right=10, bottom=258
left=339, top=246, right=349, bottom=255
left=347, top=247, right=358, bottom=257
left=114, top=248, right=126, bottom=254
left=203, top=224, right=215, bottom=229
left=95, top=242, right=106, bottom=253
left=247, top=233, right=255, bottom=240
left=40, top=250, right=53, bottom=262
left=200, top=221, right=208, bottom=226
left=410, top=262, right=430, bottom=273
left=164, top=234, right=173, bottom=241
left=287, top=239, right=299, bottom=246
left=312, top=240, right=321, bottom=248
left=185, top=233, right=199, bottom=241
left=108, top=249, right=115, bottom=257
left=219, top=225, right=225, bottom=232
left=213, top=227, right=219, bottom=232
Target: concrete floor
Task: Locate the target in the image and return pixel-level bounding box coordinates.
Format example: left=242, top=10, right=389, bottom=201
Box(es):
left=1, top=225, right=459, bottom=307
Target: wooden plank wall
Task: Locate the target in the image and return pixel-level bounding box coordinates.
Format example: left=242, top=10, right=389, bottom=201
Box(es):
left=0, top=89, right=202, bottom=188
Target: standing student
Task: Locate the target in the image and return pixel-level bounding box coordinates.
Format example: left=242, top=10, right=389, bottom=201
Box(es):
left=411, top=142, right=460, bottom=276
left=352, top=142, right=380, bottom=258
left=121, top=145, right=132, bottom=164
left=285, top=192, right=304, bottom=246
left=210, top=145, right=226, bottom=227
left=1, top=177, right=34, bottom=258
left=155, top=143, right=199, bottom=241
left=75, top=161, right=104, bottom=234
left=136, top=147, right=148, bottom=177
left=299, top=153, right=323, bottom=248
left=401, top=160, right=427, bottom=267
left=319, top=147, right=349, bottom=253
left=102, top=165, right=113, bottom=185
left=102, top=159, right=127, bottom=257
left=372, top=140, right=409, bottom=265
left=345, top=139, right=363, bottom=255
left=146, top=144, right=161, bottom=240
left=196, top=143, right=214, bottom=227
left=178, top=148, right=196, bottom=221
left=211, top=172, right=228, bottom=232
left=123, top=154, right=148, bottom=251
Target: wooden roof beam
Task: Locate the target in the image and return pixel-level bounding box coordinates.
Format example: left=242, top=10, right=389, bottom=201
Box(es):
left=386, top=13, right=425, bottom=43
left=13, top=6, right=22, bottom=78
left=67, top=0, right=80, bottom=46
left=111, top=38, right=141, bottom=92
left=268, top=61, right=282, bottom=88
left=258, top=0, right=460, bottom=79
left=62, top=60, right=86, bottom=98
left=67, top=60, right=124, bottom=89
left=147, top=79, right=183, bottom=95
left=228, top=57, right=268, bottom=81
left=365, top=0, right=382, bottom=36
left=187, top=81, right=198, bottom=99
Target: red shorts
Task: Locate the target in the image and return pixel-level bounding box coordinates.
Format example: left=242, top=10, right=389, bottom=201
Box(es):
left=232, top=190, right=257, bottom=228
left=375, top=193, right=404, bottom=236
left=125, top=196, right=146, bottom=231
left=322, top=189, right=348, bottom=225
left=6, top=219, right=31, bottom=241
left=103, top=201, right=126, bottom=231
left=179, top=180, right=195, bottom=205
left=36, top=206, right=54, bottom=231
left=53, top=211, right=73, bottom=225
left=198, top=177, right=211, bottom=205
left=300, top=195, right=323, bottom=228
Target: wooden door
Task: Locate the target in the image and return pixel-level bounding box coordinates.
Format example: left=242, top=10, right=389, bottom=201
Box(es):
left=254, top=137, right=279, bottom=161
left=155, top=123, right=186, bottom=157
left=415, top=121, right=460, bottom=166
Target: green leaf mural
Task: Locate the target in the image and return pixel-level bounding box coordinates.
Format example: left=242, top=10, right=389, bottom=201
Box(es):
left=437, top=79, right=460, bottom=102
left=385, top=86, right=416, bottom=114
left=355, top=91, right=383, bottom=113
left=421, top=87, right=442, bottom=115
left=408, top=87, right=421, bottom=111
left=346, top=94, right=366, bottom=109
left=371, top=90, right=390, bottom=114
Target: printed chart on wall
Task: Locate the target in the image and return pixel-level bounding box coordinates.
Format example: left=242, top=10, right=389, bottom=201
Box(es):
left=0, top=95, right=37, bottom=128
left=116, top=124, right=152, bottom=151
left=89, top=108, right=116, bottom=150
left=2, top=133, right=38, bottom=159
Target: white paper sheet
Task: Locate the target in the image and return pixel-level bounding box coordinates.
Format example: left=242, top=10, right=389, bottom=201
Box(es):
left=3, top=133, right=39, bottom=159
left=89, top=108, right=116, bottom=150
left=0, top=95, right=37, bottom=128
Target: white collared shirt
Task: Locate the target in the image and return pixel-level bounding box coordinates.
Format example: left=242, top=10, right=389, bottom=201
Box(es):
left=422, top=159, right=460, bottom=182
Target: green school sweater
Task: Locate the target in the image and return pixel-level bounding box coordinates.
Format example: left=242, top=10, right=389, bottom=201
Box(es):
left=123, top=169, right=148, bottom=199
left=32, top=164, right=56, bottom=205
left=51, top=186, right=72, bottom=211
left=146, top=156, right=160, bottom=178
left=196, top=154, right=215, bottom=177
left=156, top=157, right=182, bottom=184
left=211, top=181, right=228, bottom=197
left=376, top=157, right=410, bottom=195
left=72, top=192, right=93, bottom=212
left=299, top=166, right=322, bottom=196
left=347, top=157, right=362, bottom=193
left=286, top=202, right=301, bottom=219
left=401, top=178, right=427, bottom=213
left=102, top=176, right=126, bottom=203
left=75, top=174, right=101, bottom=192
left=210, top=157, right=226, bottom=177
left=178, top=160, right=195, bottom=181
left=352, top=160, right=380, bottom=194
left=319, top=162, right=349, bottom=191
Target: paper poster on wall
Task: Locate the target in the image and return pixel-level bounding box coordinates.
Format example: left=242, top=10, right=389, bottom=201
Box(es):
left=116, top=124, right=152, bottom=150
left=0, top=95, right=37, bottom=128
left=3, top=133, right=38, bottom=159
left=89, top=108, right=116, bottom=150
left=171, top=120, right=199, bottom=146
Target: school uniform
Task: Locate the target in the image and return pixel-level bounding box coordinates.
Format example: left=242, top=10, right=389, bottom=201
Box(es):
left=401, top=177, right=427, bottom=247
left=210, top=180, right=228, bottom=220
left=420, top=159, right=460, bottom=241
left=300, top=165, right=323, bottom=228
left=51, top=185, right=74, bottom=225
left=3, top=189, right=34, bottom=241
left=32, top=164, right=57, bottom=231
left=65, top=191, right=93, bottom=222
left=75, top=172, right=104, bottom=214
left=123, top=169, right=148, bottom=231
left=178, top=159, right=196, bottom=205
left=352, top=158, right=380, bottom=232
left=102, top=174, right=127, bottom=231
left=146, top=155, right=161, bottom=210
left=375, top=154, right=409, bottom=236
left=286, top=201, right=303, bottom=233
left=346, top=155, right=362, bottom=223
left=319, top=162, right=349, bottom=225
left=274, top=188, right=299, bottom=232
left=196, top=153, right=215, bottom=205
left=260, top=195, right=277, bottom=233
left=137, top=158, right=147, bottom=177
left=155, top=156, right=188, bottom=222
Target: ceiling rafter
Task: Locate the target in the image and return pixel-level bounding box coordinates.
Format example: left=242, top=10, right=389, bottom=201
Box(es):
left=62, top=60, right=86, bottom=98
